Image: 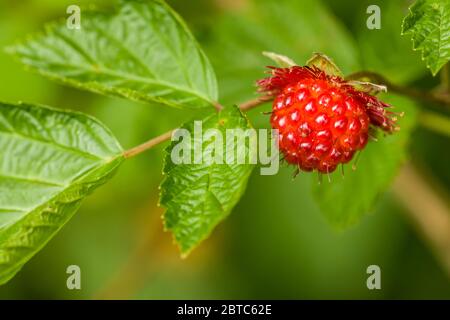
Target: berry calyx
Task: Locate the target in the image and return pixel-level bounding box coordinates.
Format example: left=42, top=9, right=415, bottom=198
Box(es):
left=257, top=66, right=398, bottom=174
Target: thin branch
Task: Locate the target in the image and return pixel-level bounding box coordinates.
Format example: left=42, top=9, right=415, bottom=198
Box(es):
left=393, top=163, right=450, bottom=278
left=123, top=130, right=174, bottom=159
left=419, top=111, right=450, bottom=138
left=440, top=63, right=450, bottom=94
left=212, top=101, right=225, bottom=111
left=117, top=81, right=450, bottom=284
left=239, top=94, right=272, bottom=111
left=347, top=71, right=450, bottom=107
left=349, top=71, right=450, bottom=137
left=124, top=70, right=450, bottom=159
left=123, top=95, right=271, bottom=158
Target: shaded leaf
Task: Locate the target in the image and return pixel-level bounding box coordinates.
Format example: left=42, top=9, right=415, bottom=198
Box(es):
left=0, top=102, right=123, bottom=284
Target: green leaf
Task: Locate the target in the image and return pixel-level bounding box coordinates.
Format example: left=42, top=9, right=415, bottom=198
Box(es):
left=402, top=0, right=450, bottom=75
left=8, top=0, right=218, bottom=109
left=160, top=106, right=255, bottom=255
left=313, top=95, right=418, bottom=227
left=0, top=102, right=123, bottom=284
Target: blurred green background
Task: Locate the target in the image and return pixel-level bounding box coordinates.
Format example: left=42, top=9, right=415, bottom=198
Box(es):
left=0, top=0, right=449, bottom=299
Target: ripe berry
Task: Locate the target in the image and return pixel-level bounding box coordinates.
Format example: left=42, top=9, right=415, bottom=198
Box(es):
left=257, top=66, right=398, bottom=174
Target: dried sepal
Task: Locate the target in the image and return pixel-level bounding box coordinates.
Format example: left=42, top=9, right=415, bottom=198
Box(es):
left=306, top=52, right=343, bottom=78
left=262, top=51, right=297, bottom=68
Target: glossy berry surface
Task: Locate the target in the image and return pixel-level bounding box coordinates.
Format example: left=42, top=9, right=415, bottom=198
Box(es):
left=270, top=78, right=369, bottom=173
left=258, top=65, right=398, bottom=174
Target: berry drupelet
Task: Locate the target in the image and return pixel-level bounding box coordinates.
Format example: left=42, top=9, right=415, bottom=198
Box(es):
left=258, top=66, right=399, bottom=174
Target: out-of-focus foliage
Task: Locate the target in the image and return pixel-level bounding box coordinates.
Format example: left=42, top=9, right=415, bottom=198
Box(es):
left=355, top=0, right=428, bottom=83
left=0, top=0, right=448, bottom=299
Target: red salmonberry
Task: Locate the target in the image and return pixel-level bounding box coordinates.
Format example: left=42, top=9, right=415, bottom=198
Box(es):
left=257, top=66, right=398, bottom=174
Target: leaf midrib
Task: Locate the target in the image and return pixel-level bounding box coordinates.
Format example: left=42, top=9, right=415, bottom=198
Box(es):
left=0, top=155, right=122, bottom=252
left=26, top=56, right=213, bottom=106
left=30, top=23, right=215, bottom=106
left=0, top=173, right=65, bottom=188
left=0, top=130, right=104, bottom=161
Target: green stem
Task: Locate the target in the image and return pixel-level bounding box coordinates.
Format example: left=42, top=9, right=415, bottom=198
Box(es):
left=419, top=111, right=450, bottom=138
